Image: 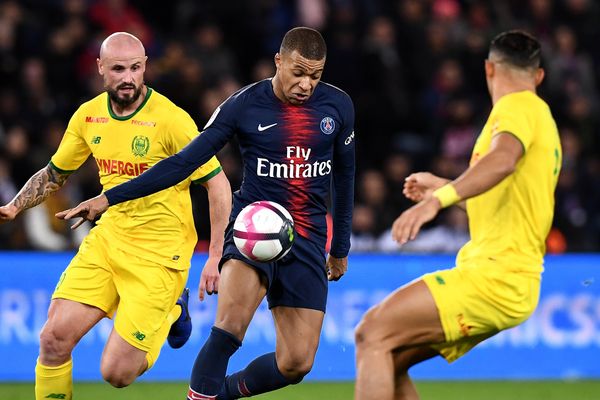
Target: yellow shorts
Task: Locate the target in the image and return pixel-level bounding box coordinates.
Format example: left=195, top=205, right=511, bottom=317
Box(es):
left=53, top=229, right=188, bottom=353
left=423, top=262, right=540, bottom=362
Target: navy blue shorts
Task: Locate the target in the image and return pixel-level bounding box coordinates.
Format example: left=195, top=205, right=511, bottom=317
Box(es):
left=219, top=220, right=328, bottom=312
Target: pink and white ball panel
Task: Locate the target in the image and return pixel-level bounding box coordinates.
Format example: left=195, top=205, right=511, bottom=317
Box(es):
left=233, top=201, right=294, bottom=262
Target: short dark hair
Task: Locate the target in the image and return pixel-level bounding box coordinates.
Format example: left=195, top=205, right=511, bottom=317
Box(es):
left=489, top=30, right=541, bottom=69
left=280, top=27, right=327, bottom=60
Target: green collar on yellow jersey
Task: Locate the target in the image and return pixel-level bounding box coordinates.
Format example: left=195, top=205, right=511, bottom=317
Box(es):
left=107, top=87, right=153, bottom=121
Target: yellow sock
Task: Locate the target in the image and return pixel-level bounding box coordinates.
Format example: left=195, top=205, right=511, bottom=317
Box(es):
left=35, top=358, right=73, bottom=400
left=144, top=304, right=182, bottom=371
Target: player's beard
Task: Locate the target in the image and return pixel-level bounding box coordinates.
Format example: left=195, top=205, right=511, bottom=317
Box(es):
left=107, top=83, right=143, bottom=108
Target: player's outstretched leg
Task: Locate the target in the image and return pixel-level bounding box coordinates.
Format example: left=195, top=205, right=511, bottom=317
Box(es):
left=168, top=288, right=192, bottom=349
left=218, top=352, right=298, bottom=399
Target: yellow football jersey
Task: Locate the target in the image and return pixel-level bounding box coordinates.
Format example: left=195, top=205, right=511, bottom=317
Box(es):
left=456, top=90, right=561, bottom=273
left=51, top=88, right=222, bottom=269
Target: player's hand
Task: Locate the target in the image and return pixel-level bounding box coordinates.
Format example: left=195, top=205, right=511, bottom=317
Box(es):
left=326, top=255, right=347, bottom=281
left=0, top=204, right=18, bottom=224
left=56, top=194, right=109, bottom=229
left=198, top=255, right=220, bottom=301
left=403, top=172, right=449, bottom=203
left=392, top=197, right=441, bottom=245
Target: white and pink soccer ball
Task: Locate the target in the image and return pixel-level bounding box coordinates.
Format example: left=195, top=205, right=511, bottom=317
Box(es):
left=233, top=201, right=295, bottom=262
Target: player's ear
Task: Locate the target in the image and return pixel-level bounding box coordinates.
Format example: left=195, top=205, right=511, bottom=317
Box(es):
left=484, top=59, right=494, bottom=78
left=534, top=67, right=545, bottom=86
left=97, top=58, right=104, bottom=75
left=142, top=55, right=148, bottom=70
left=274, top=53, right=281, bottom=69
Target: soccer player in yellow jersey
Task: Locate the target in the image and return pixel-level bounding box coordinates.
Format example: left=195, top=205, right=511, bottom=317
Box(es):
left=0, top=32, right=231, bottom=399
left=354, top=30, right=562, bottom=400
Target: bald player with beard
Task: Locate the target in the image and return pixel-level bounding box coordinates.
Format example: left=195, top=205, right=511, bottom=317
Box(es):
left=0, top=32, right=231, bottom=399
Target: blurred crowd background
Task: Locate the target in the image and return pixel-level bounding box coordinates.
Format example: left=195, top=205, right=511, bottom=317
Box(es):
left=0, top=0, right=599, bottom=253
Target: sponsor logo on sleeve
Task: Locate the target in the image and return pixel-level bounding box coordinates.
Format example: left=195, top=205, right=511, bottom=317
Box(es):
left=344, top=131, right=355, bottom=145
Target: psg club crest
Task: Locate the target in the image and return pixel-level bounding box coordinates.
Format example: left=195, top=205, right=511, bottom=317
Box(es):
left=131, top=135, right=150, bottom=157
left=320, top=117, right=335, bottom=134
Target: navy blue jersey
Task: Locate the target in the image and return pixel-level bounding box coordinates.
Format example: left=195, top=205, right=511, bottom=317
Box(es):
left=105, top=79, right=355, bottom=256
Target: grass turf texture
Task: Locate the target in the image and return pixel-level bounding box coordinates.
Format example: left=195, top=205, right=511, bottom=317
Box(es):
left=1, top=380, right=599, bottom=399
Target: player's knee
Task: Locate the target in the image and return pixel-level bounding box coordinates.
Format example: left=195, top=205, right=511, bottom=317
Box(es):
left=279, top=363, right=311, bottom=383
left=277, top=353, right=314, bottom=382
left=214, top=318, right=246, bottom=340
left=101, top=364, right=137, bottom=388
left=38, top=325, right=75, bottom=362
left=103, top=373, right=135, bottom=388
left=354, top=307, right=381, bottom=350
left=100, top=356, right=143, bottom=388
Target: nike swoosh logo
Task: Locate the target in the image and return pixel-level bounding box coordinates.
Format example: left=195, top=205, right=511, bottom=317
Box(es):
left=258, top=123, right=277, bottom=132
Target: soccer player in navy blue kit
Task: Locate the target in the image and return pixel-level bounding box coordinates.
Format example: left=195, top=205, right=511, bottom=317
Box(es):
left=62, top=27, right=355, bottom=399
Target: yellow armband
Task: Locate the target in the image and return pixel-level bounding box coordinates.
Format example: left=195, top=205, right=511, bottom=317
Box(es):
left=432, top=184, right=461, bottom=208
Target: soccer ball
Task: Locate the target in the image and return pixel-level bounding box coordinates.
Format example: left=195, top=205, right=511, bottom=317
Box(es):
left=233, top=201, right=295, bottom=262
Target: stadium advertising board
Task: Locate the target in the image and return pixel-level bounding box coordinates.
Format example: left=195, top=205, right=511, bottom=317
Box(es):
left=0, top=253, right=598, bottom=381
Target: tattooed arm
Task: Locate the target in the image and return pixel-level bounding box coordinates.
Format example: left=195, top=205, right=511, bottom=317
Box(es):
left=0, top=165, right=69, bottom=223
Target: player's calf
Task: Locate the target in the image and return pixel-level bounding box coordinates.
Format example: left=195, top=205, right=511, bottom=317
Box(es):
left=219, top=352, right=302, bottom=399
left=190, top=326, right=242, bottom=399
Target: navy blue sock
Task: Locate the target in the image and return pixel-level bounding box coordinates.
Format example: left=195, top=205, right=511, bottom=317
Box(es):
left=219, top=352, right=297, bottom=399
left=189, top=326, right=241, bottom=398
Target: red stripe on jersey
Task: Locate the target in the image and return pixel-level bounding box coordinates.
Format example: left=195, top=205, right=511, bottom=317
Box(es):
left=281, top=104, right=315, bottom=238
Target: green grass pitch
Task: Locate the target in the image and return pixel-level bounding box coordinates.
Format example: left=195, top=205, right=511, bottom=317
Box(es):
left=2, top=380, right=599, bottom=399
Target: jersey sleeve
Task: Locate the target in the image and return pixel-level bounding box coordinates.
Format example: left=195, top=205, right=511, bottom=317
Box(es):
left=104, top=91, right=243, bottom=206
left=164, top=107, right=222, bottom=183
left=330, top=93, right=356, bottom=258
left=49, top=107, right=91, bottom=173
left=490, top=96, right=535, bottom=151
